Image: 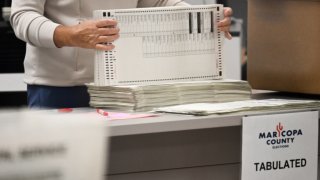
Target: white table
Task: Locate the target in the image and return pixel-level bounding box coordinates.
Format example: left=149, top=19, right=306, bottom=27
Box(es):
left=106, top=93, right=320, bottom=180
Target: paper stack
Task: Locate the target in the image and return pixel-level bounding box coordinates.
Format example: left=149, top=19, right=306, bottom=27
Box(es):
left=155, top=99, right=320, bottom=116
left=87, top=80, right=252, bottom=111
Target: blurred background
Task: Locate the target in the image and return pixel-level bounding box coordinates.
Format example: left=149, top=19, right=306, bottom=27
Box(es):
left=0, top=0, right=27, bottom=107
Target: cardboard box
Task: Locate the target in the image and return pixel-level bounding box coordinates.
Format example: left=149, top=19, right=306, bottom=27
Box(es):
left=247, top=0, right=320, bottom=94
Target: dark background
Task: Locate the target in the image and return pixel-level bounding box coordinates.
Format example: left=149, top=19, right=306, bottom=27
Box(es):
left=0, top=0, right=27, bottom=107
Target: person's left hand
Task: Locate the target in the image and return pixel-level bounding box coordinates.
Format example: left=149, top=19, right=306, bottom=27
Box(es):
left=218, top=7, right=233, bottom=40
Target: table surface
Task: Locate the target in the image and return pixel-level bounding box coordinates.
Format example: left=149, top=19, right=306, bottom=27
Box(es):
left=107, top=91, right=320, bottom=136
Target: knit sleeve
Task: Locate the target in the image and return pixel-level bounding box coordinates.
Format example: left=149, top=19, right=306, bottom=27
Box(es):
left=10, top=0, right=60, bottom=48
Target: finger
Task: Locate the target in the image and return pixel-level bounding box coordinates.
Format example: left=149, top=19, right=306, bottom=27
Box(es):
left=96, top=19, right=117, bottom=28
left=225, top=31, right=232, bottom=40
left=218, top=17, right=231, bottom=27
left=223, top=7, right=233, bottom=17
left=95, top=43, right=115, bottom=51
left=98, top=27, right=120, bottom=36
left=219, top=26, right=230, bottom=33
left=96, top=34, right=120, bottom=44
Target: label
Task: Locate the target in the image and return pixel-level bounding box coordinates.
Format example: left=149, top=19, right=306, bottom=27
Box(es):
left=242, top=111, right=318, bottom=180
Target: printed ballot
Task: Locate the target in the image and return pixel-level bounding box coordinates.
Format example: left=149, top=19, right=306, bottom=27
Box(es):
left=93, top=5, right=224, bottom=86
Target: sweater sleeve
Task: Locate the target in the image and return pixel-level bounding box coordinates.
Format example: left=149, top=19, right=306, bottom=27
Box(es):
left=137, top=0, right=190, bottom=8
left=10, top=0, right=60, bottom=48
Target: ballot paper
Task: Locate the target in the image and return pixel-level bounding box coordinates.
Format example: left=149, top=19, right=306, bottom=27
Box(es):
left=87, top=79, right=252, bottom=111
left=154, top=99, right=320, bottom=116
left=0, top=110, right=107, bottom=180
left=93, top=4, right=224, bottom=86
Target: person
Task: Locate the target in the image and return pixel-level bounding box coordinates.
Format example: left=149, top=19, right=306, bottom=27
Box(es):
left=10, top=0, right=233, bottom=109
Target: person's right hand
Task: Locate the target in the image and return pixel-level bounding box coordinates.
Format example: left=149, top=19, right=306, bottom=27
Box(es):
left=54, top=19, right=120, bottom=51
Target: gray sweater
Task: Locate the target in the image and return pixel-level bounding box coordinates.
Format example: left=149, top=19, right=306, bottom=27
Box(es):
left=10, top=0, right=188, bottom=86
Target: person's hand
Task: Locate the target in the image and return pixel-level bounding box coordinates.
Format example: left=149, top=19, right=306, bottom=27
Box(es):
left=218, top=7, right=233, bottom=40
left=54, top=19, right=120, bottom=51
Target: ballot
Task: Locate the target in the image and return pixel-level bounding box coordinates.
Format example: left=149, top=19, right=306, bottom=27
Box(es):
left=93, top=4, right=224, bottom=86
left=87, top=79, right=252, bottom=111
left=155, top=99, right=320, bottom=116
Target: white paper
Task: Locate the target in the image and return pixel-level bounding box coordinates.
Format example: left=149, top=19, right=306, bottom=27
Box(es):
left=155, top=99, right=320, bottom=115
left=93, top=5, right=224, bottom=86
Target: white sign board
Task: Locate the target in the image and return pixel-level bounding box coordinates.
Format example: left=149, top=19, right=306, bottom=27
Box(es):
left=242, top=111, right=318, bottom=180
left=0, top=110, right=108, bottom=180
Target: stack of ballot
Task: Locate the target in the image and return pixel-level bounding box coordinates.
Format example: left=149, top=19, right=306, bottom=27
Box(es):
left=87, top=80, right=252, bottom=111
left=155, top=99, right=320, bottom=116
